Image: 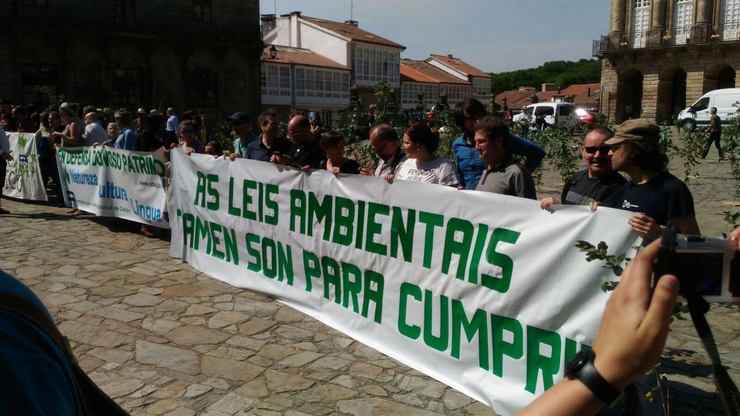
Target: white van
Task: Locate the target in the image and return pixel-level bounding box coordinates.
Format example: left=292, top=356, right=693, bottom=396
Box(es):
left=678, top=88, right=740, bottom=131
left=512, top=102, right=576, bottom=129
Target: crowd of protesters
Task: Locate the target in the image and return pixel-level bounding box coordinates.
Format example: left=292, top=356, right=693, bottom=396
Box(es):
left=0, top=96, right=702, bottom=245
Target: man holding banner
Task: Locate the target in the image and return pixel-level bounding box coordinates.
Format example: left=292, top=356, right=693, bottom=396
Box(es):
left=0, top=127, right=11, bottom=214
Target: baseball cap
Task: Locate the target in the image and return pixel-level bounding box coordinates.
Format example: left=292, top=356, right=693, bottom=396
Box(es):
left=605, top=118, right=660, bottom=145
left=227, top=112, right=250, bottom=124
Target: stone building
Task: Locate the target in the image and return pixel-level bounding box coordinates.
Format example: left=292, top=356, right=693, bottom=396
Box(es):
left=596, top=0, right=740, bottom=123
left=0, top=0, right=262, bottom=120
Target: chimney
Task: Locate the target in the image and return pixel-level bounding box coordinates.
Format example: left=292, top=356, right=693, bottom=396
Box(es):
left=344, top=20, right=358, bottom=26
left=542, top=82, right=556, bottom=92
left=290, top=11, right=301, bottom=17
left=447, top=54, right=454, bottom=58
left=260, top=14, right=276, bottom=38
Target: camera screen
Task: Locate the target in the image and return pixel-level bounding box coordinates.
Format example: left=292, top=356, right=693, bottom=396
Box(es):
left=678, top=253, right=723, bottom=296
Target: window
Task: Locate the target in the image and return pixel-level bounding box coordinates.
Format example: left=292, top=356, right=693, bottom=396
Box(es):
left=691, top=97, right=710, bottom=112
left=721, top=0, right=740, bottom=39
left=190, top=71, right=217, bottom=107
left=261, top=63, right=290, bottom=97
left=113, top=0, right=136, bottom=27
left=400, top=82, right=438, bottom=107
left=112, top=68, right=143, bottom=105
left=473, top=77, right=490, bottom=98
left=294, top=67, right=349, bottom=100
left=558, top=105, right=574, bottom=116
left=673, top=0, right=694, bottom=45
left=19, top=64, right=57, bottom=106
left=193, top=0, right=213, bottom=22
left=632, top=0, right=650, bottom=48
left=351, top=45, right=400, bottom=85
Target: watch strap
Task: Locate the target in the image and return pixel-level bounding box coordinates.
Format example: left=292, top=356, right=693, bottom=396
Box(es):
left=573, top=357, right=624, bottom=406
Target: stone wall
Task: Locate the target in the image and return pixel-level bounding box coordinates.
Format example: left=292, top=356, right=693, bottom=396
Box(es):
left=1, top=0, right=261, bottom=121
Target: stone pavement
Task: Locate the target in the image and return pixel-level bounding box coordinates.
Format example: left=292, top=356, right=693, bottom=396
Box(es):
left=0, top=145, right=738, bottom=415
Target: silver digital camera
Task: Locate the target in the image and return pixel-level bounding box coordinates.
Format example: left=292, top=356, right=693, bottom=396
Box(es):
left=656, top=231, right=739, bottom=303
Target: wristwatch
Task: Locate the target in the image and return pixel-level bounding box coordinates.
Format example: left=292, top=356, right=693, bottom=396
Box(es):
left=564, top=349, right=624, bottom=407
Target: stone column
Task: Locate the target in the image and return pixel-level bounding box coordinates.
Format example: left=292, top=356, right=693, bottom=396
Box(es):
left=648, top=0, right=667, bottom=47
left=693, top=0, right=714, bottom=42
left=610, top=0, right=627, bottom=34
left=608, top=0, right=626, bottom=49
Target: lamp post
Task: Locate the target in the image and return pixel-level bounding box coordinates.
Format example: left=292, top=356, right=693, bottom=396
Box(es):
left=269, top=45, right=278, bottom=59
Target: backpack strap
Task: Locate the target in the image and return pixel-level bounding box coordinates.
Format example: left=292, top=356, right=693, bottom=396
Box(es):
left=0, top=293, right=129, bottom=416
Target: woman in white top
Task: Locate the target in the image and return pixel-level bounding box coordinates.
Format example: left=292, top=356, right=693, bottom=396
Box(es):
left=51, top=102, right=83, bottom=147
left=394, top=121, right=459, bottom=187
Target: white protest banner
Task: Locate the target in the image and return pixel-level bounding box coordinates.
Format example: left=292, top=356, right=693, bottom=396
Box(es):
left=56, top=146, right=169, bottom=228
left=2, top=133, right=48, bottom=201
left=168, top=149, right=640, bottom=415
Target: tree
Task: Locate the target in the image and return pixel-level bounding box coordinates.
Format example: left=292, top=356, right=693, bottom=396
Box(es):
left=492, top=59, right=601, bottom=94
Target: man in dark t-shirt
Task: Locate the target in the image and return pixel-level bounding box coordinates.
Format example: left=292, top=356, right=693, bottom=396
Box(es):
left=541, top=128, right=625, bottom=209
left=245, top=110, right=291, bottom=162
left=604, top=119, right=700, bottom=239
left=274, top=115, right=325, bottom=170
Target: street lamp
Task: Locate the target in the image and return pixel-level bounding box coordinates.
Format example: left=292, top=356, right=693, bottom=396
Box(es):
left=269, top=45, right=278, bottom=59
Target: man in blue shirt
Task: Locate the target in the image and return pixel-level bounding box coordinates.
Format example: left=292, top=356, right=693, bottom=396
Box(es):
left=452, top=98, right=545, bottom=190
left=113, top=110, right=137, bottom=150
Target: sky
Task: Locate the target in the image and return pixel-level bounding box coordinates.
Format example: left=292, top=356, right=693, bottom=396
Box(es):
left=259, top=0, right=611, bottom=73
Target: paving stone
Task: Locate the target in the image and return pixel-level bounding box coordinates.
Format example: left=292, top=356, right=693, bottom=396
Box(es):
left=184, top=383, right=213, bottom=398
left=164, top=408, right=196, bottom=416
left=202, top=356, right=264, bottom=382
left=147, top=399, right=186, bottom=415
left=205, top=392, right=253, bottom=415
left=166, top=326, right=230, bottom=345
left=306, top=356, right=351, bottom=372
left=142, top=318, right=182, bottom=334
left=300, top=384, right=356, bottom=403
left=58, top=321, right=132, bottom=348
left=98, top=377, right=145, bottom=399
left=235, top=379, right=269, bottom=398
left=203, top=378, right=232, bottom=390
left=209, top=311, right=250, bottom=328
left=123, top=293, right=162, bottom=306
left=87, top=347, right=134, bottom=363
left=278, top=351, right=323, bottom=367
left=135, top=340, right=200, bottom=375
left=443, top=389, right=474, bottom=410
left=156, top=299, right=189, bottom=312
left=185, top=304, right=217, bottom=316
left=89, top=305, right=145, bottom=322
left=265, top=369, right=315, bottom=393
left=238, top=319, right=276, bottom=335
left=397, top=374, right=447, bottom=398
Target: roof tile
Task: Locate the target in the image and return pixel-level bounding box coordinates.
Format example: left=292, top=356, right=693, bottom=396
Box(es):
left=428, top=54, right=489, bottom=78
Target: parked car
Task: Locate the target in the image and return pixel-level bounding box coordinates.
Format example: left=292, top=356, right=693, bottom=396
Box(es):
left=512, top=102, right=576, bottom=130
left=677, top=88, right=740, bottom=131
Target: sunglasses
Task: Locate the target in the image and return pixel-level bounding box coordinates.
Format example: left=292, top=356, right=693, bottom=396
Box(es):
left=584, top=146, right=610, bottom=154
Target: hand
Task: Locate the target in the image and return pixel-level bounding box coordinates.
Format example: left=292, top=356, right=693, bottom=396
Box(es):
left=628, top=213, right=662, bottom=238
left=169, top=143, right=177, bottom=149
left=384, top=174, right=395, bottom=184
left=331, top=166, right=340, bottom=176
left=300, top=165, right=311, bottom=172
left=730, top=227, right=740, bottom=251
left=589, top=201, right=600, bottom=213
left=591, top=240, right=679, bottom=389
left=359, top=167, right=374, bottom=176
left=272, top=154, right=291, bottom=165
left=229, top=153, right=238, bottom=161
left=2, top=151, right=12, bottom=161
left=540, top=197, right=558, bottom=210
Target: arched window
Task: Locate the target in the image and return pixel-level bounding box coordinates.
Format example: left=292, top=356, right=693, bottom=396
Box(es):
left=632, top=0, right=651, bottom=47
left=721, top=0, right=740, bottom=39
left=673, top=0, right=694, bottom=45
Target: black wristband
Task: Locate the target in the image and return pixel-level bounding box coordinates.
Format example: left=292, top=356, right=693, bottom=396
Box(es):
left=564, top=349, right=624, bottom=407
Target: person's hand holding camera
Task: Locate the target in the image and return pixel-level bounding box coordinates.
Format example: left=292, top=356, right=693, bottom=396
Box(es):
left=590, top=240, right=679, bottom=389
left=519, top=240, right=679, bottom=415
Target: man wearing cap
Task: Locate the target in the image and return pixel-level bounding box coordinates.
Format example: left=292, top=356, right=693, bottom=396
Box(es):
left=540, top=128, right=625, bottom=208
left=604, top=119, right=700, bottom=238
left=228, top=112, right=259, bottom=161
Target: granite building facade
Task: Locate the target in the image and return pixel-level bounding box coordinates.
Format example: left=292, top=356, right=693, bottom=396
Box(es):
left=596, top=0, right=740, bottom=123
left=0, top=0, right=262, bottom=120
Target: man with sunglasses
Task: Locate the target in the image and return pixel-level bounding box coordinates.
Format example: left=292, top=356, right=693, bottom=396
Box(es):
left=540, top=128, right=625, bottom=209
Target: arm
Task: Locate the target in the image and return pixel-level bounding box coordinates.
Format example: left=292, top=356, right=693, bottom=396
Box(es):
left=509, top=134, right=545, bottom=172
left=519, top=240, right=679, bottom=416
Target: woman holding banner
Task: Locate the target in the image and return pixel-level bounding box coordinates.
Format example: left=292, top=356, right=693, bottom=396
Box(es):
left=51, top=103, right=82, bottom=148
left=395, top=122, right=459, bottom=187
